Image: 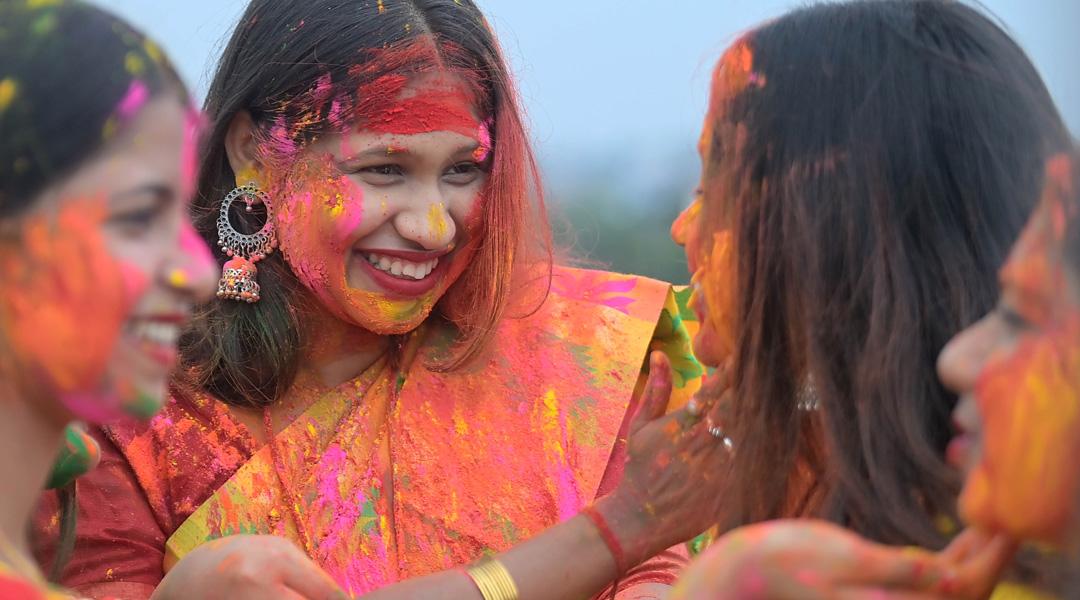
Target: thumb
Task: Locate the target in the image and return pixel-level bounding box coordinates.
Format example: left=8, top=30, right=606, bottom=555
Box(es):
left=630, top=351, right=673, bottom=436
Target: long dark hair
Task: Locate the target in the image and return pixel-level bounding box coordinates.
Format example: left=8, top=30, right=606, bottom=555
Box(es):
left=182, top=0, right=550, bottom=408
left=0, top=0, right=188, bottom=216
left=704, top=0, right=1071, bottom=554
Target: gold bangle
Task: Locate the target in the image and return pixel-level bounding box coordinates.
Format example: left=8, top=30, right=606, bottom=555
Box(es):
left=464, top=556, right=519, bottom=600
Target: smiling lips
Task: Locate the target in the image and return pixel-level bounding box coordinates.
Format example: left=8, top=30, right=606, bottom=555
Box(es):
left=353, top=247, right=452, bottom=297
left=124, top=314, right=189, bottom=367
left=362, top=251, right=439, bottom=280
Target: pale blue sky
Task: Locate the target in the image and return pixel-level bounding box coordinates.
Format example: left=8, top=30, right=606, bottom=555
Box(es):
left=101, top=0, right=1078, bottom=189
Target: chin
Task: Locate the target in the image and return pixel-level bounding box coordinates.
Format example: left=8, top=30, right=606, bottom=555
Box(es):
left=692, top=332, right=727, bottom=369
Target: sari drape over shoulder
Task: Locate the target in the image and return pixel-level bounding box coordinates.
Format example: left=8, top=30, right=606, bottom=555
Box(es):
left=34, top=266, right=702, bottom=598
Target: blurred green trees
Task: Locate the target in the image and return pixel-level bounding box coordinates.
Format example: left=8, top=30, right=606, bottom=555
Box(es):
left=550, top=179, right=692, bottom=286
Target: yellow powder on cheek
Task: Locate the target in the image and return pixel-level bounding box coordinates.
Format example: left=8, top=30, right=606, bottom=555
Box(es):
left=967, top=318, right=1080, bottom=543
left=695, top=230, right=737, bottom=361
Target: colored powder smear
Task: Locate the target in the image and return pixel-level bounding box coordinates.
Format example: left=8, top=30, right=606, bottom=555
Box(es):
left=0, top=196, right=146, bottom=423
left=672, top=197, right=737, bottom=367
left=255, top=39, right=490, bottom=336
left=116, top=79, right=149, bottom=120
left=960, top=155, right=1080, bottom=545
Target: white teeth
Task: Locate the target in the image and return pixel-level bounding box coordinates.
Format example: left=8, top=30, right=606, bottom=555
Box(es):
left=361, top=252, right=440, bottom=280
left=130, top=321, right=180, bottom=346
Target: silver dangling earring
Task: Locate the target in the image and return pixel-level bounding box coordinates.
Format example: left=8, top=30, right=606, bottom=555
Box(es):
left=216, top=182, right=277, bottom=303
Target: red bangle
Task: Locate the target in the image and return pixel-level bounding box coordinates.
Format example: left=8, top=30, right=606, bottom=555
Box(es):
left=581, top=505, right=629, bottom=576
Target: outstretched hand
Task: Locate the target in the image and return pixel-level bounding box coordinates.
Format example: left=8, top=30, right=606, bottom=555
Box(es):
left=669, top=520, right=1016, bottom=600
left=153, top=535, right=346, bottom=600
left=593, top=351, right=733, bottom=568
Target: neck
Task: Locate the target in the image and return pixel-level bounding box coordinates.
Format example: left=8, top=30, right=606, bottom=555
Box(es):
left=298, top=303, right=389, bottom=389
left=0, top=383, right=66, bottom=572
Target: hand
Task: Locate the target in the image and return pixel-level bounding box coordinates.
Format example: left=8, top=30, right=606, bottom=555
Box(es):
left=593, top=351, right=733, bottom=566
left=152, top=535, right=346, bottom=600
left=933, top=528, right=1017, bottom=599
left=670, top=520, right=958, bottom=600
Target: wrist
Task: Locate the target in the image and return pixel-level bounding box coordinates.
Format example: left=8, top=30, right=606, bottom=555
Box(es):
left=589, top=492, right=661, bottom=572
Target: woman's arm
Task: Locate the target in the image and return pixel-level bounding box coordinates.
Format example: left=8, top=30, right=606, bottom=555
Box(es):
left=154, top=353, right=731, bottom=600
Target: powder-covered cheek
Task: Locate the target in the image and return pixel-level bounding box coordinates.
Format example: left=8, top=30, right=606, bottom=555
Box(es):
left=693, top=230, right=737, bottom=361
left=274, top=162, right=365, bottom=297
left=0, top=198, right=147, bottom=422
left=963, top=316, right=1080, bottom=542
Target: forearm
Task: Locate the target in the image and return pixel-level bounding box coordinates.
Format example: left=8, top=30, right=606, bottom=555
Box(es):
left=363, top=509, right=630, bottom=600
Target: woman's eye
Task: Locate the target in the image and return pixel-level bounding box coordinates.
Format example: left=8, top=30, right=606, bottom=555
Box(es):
left=107, top=202, right=167, bottom=235
left=999, top=305, right=1034, bottom=333
left=365, top=165, right=402, bottom=176
left=350, top=164, right=404, bottom=186
left=444, top=162, right=484, bottom=185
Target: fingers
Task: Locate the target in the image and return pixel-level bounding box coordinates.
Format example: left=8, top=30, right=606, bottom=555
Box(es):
left=281, top=556, right=347, bottom=600
left=698, top=359, right=733, bottom=400
left=841, top=540, right=949, bottom=590
left=938, top=528, right=985, bottom=564
left=939, top=533, right=1017, bottom=599
left=630, top=351, right=673, bottom=436
left=835, top=589, right=945, bottom=600
left=254, top=538, right=347, bottom=600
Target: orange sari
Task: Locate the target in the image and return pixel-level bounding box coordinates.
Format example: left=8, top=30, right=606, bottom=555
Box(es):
left=37, top=266, right=702, bottom=598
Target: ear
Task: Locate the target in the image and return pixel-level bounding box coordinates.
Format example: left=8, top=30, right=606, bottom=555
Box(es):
left=224, top=111, right=260, bottom=185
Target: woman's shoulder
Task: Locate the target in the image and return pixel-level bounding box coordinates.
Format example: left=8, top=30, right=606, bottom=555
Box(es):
left=99, top=384, right=257, bottom=533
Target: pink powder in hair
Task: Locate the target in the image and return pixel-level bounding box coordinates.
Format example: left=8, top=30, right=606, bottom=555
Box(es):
left=115, top=80, right=149, bottom=121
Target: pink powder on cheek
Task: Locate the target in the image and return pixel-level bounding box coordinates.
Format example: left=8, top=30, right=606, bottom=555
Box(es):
left=170, top=224, right=216, bottom=292
left=327, top=175, right=365, bottom=245
left=58, top=390, right=122, bottom=424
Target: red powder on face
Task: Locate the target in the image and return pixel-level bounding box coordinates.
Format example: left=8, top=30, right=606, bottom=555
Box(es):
left=353, top=71, right=481, bottom=138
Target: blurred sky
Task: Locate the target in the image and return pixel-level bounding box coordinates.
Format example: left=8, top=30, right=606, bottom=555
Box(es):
left=102, top=0, right=1078, bottom=155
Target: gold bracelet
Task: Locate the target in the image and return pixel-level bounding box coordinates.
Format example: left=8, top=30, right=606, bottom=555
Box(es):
left=464, top=556, right=519, bottom=600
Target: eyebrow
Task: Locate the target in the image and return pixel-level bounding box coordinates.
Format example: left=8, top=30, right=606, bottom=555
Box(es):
left=110, top=183, right=173, bottom=204
left=342, top=141, right=482, bottom=162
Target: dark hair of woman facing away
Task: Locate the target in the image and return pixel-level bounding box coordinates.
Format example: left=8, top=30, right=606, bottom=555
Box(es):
left=704, top=0, right=1071, bottom=568
left=0, top=0, right=189, bottom=216
left=182, top=0, right=549, bottom=409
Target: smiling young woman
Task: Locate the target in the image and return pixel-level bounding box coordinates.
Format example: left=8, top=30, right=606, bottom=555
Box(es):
left=0, top=1, right=215, bottom=597
left=32, top=1, right=731, bottom=599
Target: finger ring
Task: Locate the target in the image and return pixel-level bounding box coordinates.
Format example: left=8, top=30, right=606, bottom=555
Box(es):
left=706, top=417, right=735, bottom=452
left=686, top=396, right=704, bottom=417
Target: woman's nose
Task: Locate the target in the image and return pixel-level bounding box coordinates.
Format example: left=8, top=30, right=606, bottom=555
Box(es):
left=393, top=200, right=457, bottom=250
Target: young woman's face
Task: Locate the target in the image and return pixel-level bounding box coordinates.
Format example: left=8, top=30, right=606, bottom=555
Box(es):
left=0, top=96, right=216, bottom=424
left=270, top=72, right=490, bottom=335
left=672, top=42, right=757, bottom=369
left=937, top=156, right=1080, bottom=545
